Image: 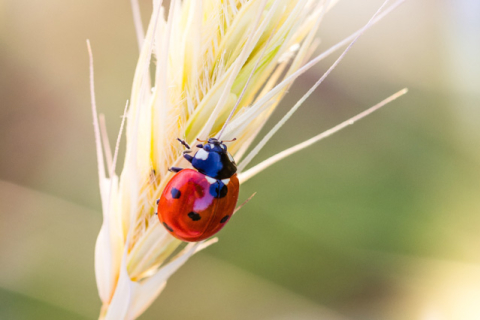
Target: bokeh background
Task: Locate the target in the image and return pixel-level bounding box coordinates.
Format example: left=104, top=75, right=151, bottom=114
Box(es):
left=1, top=0, right=480, bottom=319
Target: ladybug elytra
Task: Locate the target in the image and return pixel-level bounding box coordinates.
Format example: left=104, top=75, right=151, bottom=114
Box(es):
left=157, top=137, right=239, bottom=242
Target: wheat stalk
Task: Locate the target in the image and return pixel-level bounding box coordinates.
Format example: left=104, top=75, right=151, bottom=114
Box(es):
left=89, top=0, right=407, bottom=319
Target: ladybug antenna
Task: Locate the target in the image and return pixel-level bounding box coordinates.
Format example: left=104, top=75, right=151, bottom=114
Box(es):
left=221, top=138, right=237, bottom=143
left=196, top=138, right=208, bottom=143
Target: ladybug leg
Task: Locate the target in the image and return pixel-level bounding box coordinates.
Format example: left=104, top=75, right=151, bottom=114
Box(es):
left=177, top=138, right=191, bottom=150
left=168, top=167, right=184, bottom=173
left=183, top=153, right=194, bottom=163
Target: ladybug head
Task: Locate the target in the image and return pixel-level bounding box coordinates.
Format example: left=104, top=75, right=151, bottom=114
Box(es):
left=200, top=138, right=228, bottom=154
left=191, top=137, right=237, bottom=179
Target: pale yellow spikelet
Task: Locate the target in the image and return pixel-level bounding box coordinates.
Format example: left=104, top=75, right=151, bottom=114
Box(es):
left=90, top=0, right=407, bottom=319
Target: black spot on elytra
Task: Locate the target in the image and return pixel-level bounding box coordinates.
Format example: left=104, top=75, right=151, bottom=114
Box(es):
left=163, top=222, right=173, bottom=232
left=188, top=211, right=201, bottom=221
left=209, top=181, right=228, bottom=198
left=220, top=215, right=230, bottom=223
left=171, top=188, right=181, bottom=199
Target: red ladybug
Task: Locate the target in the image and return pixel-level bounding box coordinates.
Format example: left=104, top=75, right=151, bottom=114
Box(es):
left=157, top=137, right=239, bottom=242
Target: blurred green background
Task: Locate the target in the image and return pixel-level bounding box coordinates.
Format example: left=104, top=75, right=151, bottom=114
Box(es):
left=1, top=0, right=480, bottom=319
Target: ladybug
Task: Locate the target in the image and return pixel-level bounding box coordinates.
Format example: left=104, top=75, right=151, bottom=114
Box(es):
left=156, top=137, right=239, bottom=242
